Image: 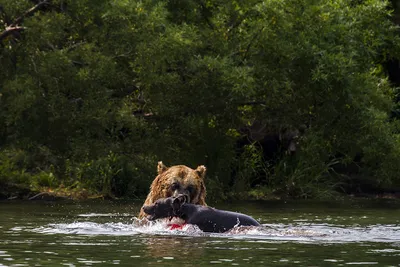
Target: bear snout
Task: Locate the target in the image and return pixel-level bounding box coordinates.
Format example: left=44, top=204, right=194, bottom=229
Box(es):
left=172, top=191, right=191, bottom=203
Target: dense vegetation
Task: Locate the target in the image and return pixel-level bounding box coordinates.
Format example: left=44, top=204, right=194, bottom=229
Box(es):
left=1, top=0, right=400, bottom=201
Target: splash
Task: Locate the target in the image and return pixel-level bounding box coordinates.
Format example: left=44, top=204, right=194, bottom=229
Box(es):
left=31, top=214, right=205, bottom=236
left=28, top=213, right=400, bottom=243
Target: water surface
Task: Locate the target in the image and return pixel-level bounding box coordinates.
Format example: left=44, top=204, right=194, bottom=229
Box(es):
left=0, top=199, right=399, bottom=266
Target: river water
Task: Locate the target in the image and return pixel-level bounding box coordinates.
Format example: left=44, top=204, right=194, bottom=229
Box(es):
left=0, top=199, right=399, bottom=266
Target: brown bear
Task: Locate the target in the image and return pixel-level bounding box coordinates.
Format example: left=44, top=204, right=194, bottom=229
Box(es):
left=138, top=161, right=207, bottom=219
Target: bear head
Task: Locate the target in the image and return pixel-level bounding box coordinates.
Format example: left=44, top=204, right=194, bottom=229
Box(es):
left=138, top=161, right=207, bottom=219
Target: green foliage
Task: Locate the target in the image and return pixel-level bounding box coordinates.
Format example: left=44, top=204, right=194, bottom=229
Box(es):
left=64, top=152, right=153, bottom=197
left=0, top=0, right=400, bottom=200
left=0, top=149, right=31, bottom=186
left=273, top=130, right=340, bottom=198
left=232, top=143, right=268, bottom=192
left=0, top=149, right=32, bottom=199
left=31, top=171, right=56, bottom=189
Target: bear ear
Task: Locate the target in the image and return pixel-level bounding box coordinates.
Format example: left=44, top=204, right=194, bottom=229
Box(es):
left=195, top=165, right=206, bottom=179
left=157, top=161, right=168, bottom=174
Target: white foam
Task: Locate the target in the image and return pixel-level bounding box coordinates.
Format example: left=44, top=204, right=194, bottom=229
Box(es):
left=77, top=213, right=131, bottom=217
left=31, top=219, right=204, bottom=237
left=27, top=219, right=400, bottom=243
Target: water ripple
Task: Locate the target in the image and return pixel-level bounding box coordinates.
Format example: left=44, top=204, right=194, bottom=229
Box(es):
left=27, top=218, right=400, bottom=244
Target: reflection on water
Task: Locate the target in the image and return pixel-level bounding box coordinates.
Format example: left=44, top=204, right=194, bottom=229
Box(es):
left=0, top=200, right=399, bottom=266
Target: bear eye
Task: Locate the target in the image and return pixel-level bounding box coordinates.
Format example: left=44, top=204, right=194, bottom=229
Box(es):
left=170, top=182, right=180, bottom=191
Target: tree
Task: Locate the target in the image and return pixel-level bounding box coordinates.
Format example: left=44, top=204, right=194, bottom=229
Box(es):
left=0, top=0, right=399, bottom=200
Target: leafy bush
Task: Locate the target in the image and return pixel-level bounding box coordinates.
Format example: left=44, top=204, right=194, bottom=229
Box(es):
left=0, top=0, right=399, bottom=199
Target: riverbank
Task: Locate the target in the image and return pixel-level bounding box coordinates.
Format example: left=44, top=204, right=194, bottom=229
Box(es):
left=0, top=184, right=114, bottom=201
left=1, top=183, right=399, bottom=202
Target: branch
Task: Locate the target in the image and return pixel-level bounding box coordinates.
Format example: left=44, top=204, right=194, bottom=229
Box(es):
left=12, top=0, right=50, bottom=27
left=197, top=1, right=214, bottom=30
left=241, top=27, right=264, bottom=64
left=0, top=0, right=50, bottom=43
left=0, top=26, right=25, bottom=42
left=131, top=100, right=266, bottom=121
left=238, top=101, right=266, bottom=106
